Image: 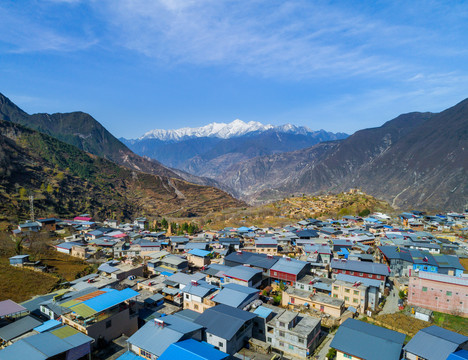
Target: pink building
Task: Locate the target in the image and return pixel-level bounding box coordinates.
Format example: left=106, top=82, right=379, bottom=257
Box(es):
left=408, top=271, right=468, bottom=317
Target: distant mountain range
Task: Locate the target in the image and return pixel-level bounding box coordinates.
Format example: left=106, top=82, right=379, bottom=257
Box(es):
left=0, top=93, right=243, bottom=220
left=136, top=119, right=329, bottom=141
left=122, top=120, right=348, bottom=178
left=218, top=100, right=468, bottom=211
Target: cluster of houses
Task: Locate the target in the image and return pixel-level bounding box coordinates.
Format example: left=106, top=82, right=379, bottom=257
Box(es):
left=1, top=209, right=467, bottom=359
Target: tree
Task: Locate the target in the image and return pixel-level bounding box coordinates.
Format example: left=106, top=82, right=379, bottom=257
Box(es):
left=18, top=187, right=27, bottom=198
left=326, top=348, right=336, bottom=359
left=359, top=208, right=371, bottom=217
left=161, top=218, right=168, bottom=229
left=46, top=184, right=54, bottom=194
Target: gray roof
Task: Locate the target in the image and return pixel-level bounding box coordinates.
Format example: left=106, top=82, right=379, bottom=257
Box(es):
left=166, top=272, right=206, bottom=286
left=224, top=265, right=262, bottom=281
left=172, top=309, right=201, bottom=322
left=404, top=326, right=468, bottom=360
left=224, top=251, right=279, bottom=269
left=195, top=304, right=257, bottom=341
left=0, top=300, right=27, bottom=318
left=212, top=284, right=259, bottom=308
left=0, top=315, right=42, bottom=341
left=336, top=273, right=381, bottom=288
left=331, top=259, right=389, bottom=276
left=270, top=257, right=308, bottom=275
left=182, top=280, right=217, bottom=298
left=127, top=314, right=203, bottom=357
left=330, top=318, right=405, bottom=360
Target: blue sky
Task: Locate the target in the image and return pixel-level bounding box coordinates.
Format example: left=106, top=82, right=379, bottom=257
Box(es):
left=1, top=0, right=468, bottom=139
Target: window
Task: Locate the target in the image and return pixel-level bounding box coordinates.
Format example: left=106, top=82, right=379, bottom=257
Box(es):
left=289, top=344, right=294, bottom=350
left=422, top=287, right=427, bottom=292
left=353, top=290, right=359, bottom=295
left=344, top=354, right=352, bottom=359
left=298, top=338, right=304, bottom=344
left=353, top=298, right=359, bottom=303
left=301, top=285, right=304, bottom=289
left=333, top=286, right=339, bottom=290
left=446, top=291, right=452, bottom=296
left=219, top=342, right=223, bottom=347
left=279, top=331, right=285, bottom=337
left=368, top=274, right=373, bottom=278
left=291, top=297, right=295, bottom=304
left=350, top=271, right=354, bottom=275
left=333, top=294, right=338, bottom=298
left=279, top=322, right=285, bottom=327
left=140, top=349, right=152, bottom=359
left=359, top=273, right=363, bottom=276
left=345, top=288, right=350, bottom=293
left=185, top=294, right=190, bottom=300
left=194, top=304, right=199, bottom=309
left=344, top=296, right=350, bottom=301
left=267, top=337, right=272, bottom=343
left=279, top=341, right=284, bottom=347
left=106, top=320, right=112, bottom=328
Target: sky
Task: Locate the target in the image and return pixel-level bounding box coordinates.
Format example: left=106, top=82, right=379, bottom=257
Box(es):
left=1, top=0, right=468, bottom=139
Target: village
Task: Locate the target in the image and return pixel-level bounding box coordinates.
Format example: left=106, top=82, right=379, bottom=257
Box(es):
left=1, top=208, right=468, bottom=360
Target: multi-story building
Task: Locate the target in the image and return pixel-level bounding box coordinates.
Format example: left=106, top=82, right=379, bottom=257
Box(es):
left=61, top=288, right=139, bottom=342
left=408, top=271, right=468, bottom=316
left=252, top=305, right=321, bottom=359
left=254, top=238, right=278, bottom=255
left=330, top=259, right=389, bottom=290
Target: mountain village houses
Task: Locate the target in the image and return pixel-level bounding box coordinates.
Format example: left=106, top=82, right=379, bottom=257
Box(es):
left=1, top=209, right=468, bottom=360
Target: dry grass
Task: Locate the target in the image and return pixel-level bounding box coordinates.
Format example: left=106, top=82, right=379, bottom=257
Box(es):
left=0, top=260, right=58, bottom=302
left=37, top=251, right=90, bottom=281
left=459, top=258, right=468, bottom=273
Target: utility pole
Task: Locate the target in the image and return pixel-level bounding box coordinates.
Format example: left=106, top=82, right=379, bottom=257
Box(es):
left=29, top=195, right=35, bottom=222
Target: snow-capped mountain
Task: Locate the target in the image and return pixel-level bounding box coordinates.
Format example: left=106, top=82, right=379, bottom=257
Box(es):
left=138, top=119, right=314, bottom=141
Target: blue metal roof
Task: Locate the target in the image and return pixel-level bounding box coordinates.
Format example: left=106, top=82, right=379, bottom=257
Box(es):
left=83, top=288, right=139, bottom=312
left=159, top=339, right=228, bottom=360
left=253, top=306, right=273, bottom=319
left=212, top=284, right=259, bottom=308
left=270, top=257, right=308, bottom=275
left=448, top=350, right=468, bottom=360
left=115, top=351, right=145, bottom=360
left=0, top=315, right=42, bottom=341
left=336, top=273, right=381, bottom=288
left=330, top=318, right=405, bottom=360
left=33, top=319, right=61, bottom=333
left=188, top=249, right=211, bottom=257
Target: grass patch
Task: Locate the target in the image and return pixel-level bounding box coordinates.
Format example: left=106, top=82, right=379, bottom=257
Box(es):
left=37, top=251, right=90, bottom=281
left=433, top=312, right=468, bottom=336
left=0, top=260, right=59, bottom=303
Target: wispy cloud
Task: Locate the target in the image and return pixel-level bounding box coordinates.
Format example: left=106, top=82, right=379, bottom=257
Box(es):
left=0, top=3, right=96, bottom=53
left=95, top=0, right=419, bottom=79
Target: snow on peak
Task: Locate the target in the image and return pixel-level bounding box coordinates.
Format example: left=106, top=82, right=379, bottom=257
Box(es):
left=139, top=119, right=276, bottom=141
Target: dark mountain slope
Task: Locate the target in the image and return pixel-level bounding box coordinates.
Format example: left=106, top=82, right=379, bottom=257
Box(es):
left=0, top=93, right=221, bottom=188
left=0, top=120, right=244, bottom=221
left=221, top=100, right=467, bottom=211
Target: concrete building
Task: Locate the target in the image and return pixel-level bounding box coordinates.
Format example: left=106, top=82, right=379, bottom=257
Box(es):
left=332, top=273, right=380, bottom=312
left=223, top=265, right=263, bottom=288
left=187, top=249, right=211, bottom=268
left=331, top=259, right=389, bottom=290
left=195, top=304, right=257, bottom=355
left=252, top=305, right=321, bottom=359
left=254, top=238, right=278, bottom=255
left=408, top=272, right=468, bottom=317
left=182, top=280, right=218, bottom=313
left=282, top=287, right=344, bottom=318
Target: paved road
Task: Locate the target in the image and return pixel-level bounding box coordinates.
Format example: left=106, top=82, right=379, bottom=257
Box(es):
left=381, top=285, right=400, bottom=315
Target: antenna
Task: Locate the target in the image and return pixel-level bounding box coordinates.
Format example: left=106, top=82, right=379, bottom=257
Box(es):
left=29, top=195, right=35, bottom=222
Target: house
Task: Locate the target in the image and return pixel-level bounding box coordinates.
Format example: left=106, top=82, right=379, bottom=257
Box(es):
left=158, top=339, right=229, bottom=360
left=330, top=259, right=389, bottom=290
left=61, top=288, right=139, bottom=342
left=330, top=318, right=405, bottom=360
left=134, top=217, right=148, bottom=230
left=223, top=265, right=263, bottom=288
left=182, top=280, right=218, bottom=313
left=187, top=249, right=212, bottom=268
left=98, top=260, right=145, bottom=280
left=269, top=257, right=311, bottom=286
left=254, top=237, right=278, bottom=255
left=0, top=315, right=42, bottom=345
left=407, top=272, right=468, bottom=316
left=294, top=275, right=333, bottom=295
left=0, top=325, right=93, bottom=360
left=0, top=300, right=29, bottom=319
left=200, top=263, right=232, bottom=286
left=125, top=315, right=204, bottom=359
left=223, top=251, right=279, bottom=278
left=295, top=229, right=319, bottom=239
left=266, top=307, right=321, bottom=359
left=403, top=326, right=468, bottom=360
left=332, top=273, right=380, bottom=312
left=147, top=254, right=189, bottom=275
left=302, top=244, right=332, bottom=264
left=194, top=304, right=257, bottom=354
left=282, top=287, right=344, bottom=318
left=212, top=283, right=259, bottom=309
left=8, top=254, right=30, bottom=267
left=18, top=221, right=41, bottom=232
